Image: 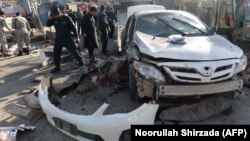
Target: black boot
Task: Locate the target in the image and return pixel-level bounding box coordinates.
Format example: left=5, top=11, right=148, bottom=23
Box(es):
left=23, top=47, right=31, bottom=55
left=17, top=51, right=23, bottom=56
left=51, top=67, right=61, bottom=73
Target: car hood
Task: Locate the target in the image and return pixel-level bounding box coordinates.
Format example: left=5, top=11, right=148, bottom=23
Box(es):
left=134, top=31, right=243, bottom=61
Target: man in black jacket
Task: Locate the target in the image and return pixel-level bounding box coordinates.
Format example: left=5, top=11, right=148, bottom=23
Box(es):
left=68, top=9, right=77, bottom=25
left=97, top=5, right=110, bottom=54
left=81, top=6, right=99, bottom=61
left=47, top=6, right=84, bottom=73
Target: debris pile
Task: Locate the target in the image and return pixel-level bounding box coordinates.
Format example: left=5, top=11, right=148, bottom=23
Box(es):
left=0, top=124, right=36, bottom=141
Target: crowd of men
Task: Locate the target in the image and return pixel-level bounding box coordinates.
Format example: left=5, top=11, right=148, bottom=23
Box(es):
left=0, top=11, right=31, bottom=57
left=47, top=5, right=117, bottom=73
left=0, top=4, right=117, bottom=74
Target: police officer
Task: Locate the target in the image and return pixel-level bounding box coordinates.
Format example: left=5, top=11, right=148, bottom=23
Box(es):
left=12, top=12, right=31, bottom=56
left=47, top=6, right=84, bottom=73
left=0, top=11, right=13, bottom=57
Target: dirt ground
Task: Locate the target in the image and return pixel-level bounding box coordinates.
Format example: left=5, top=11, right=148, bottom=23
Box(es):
left=1, top=37, right=250, bottom=141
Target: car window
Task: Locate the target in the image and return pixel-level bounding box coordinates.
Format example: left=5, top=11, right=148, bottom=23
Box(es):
left=137, top=14, right=180, bottom=37
left=136, top=12, right=212, bottom=37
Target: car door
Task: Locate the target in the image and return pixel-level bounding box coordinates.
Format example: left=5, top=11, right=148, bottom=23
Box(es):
left=121, top=15, right=136, bottom=49
left=125, top=16, right=137, bottom=62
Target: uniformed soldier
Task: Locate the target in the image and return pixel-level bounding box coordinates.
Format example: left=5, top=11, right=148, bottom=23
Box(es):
left=47, top=6, right=84, bottom=73
left=0, top=11, right=13, bottom=57
left=11, top=12, right=31, bottom=56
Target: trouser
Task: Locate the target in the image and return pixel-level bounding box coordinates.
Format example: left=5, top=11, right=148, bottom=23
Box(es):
left=16, top=31, right=30, bottom=51
left=0, top=35, right=9, bottom=54
left=101, top=34, right=108, bottom=52
left=77, top=22, right=81, bottom=35
left=87, top=46, right=94, bottom=59
left=53, top=38, right=83, bottom=68
left=109, top=23, right=115, bottom=37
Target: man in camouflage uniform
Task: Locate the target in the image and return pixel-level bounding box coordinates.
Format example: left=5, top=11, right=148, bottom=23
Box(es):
left=0, top=11, right=13, bottom=57
left=11, top=12, right=31, bottom=56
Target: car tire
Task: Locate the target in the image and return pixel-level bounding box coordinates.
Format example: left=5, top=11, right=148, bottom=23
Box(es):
left=129, top=65, right=139, bottom=102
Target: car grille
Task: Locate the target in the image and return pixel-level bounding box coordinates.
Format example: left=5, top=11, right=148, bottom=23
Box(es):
left=163, top=64, right=235, bottom=83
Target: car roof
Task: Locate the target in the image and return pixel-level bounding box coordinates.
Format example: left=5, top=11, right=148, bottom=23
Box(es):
left=133, top=10, right=189, bottom=18
left=127, top=5, right=165, bottom=19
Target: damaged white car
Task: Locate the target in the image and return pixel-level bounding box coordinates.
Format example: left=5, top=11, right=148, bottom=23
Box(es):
left=122, top=8, right=247, bottom=101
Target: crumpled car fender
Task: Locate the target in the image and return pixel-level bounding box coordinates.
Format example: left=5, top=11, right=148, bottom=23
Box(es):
left=38, top=76, right=159, bottom=141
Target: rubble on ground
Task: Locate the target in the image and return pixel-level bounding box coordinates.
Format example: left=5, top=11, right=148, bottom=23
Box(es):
left=25, top=91, right=41, bottom=109
left=4, top=103, right=44, bottom=122
left=0, top=79, right=5, bottom=85
left=159, top=93, right=235, bottom=122
left=0, top=124, right=36, bottom=141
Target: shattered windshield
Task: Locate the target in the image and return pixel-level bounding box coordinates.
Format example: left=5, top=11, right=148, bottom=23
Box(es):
left=136, top=12, right=213, bottom=37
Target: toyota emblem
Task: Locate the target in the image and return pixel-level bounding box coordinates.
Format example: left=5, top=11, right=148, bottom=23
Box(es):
left=202, top=66, right=214, bottom=77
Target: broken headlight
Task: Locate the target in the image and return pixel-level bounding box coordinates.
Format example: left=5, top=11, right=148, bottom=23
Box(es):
left=133, top=60, right=165, bottom=82
left=235, top=55, right=247, bottom=73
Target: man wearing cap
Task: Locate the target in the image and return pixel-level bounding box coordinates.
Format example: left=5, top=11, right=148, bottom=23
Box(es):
left=11, top=12, right=31, bottom=56
left=47, top=6, right=84, bottom=73
left=0, top=11, right=13, bottom=57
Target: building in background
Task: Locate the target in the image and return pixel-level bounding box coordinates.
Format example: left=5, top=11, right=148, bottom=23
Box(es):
left=0, top=0, right=25, bottom=17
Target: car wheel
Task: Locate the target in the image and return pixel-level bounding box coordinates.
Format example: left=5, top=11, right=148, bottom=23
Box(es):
left=129, top=65, right=139, bottom=102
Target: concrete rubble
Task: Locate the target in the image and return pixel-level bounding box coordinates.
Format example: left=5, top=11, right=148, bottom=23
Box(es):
left=0, top=124, right=36, bottom=141
left=76, top=61, right=112, bottom=94
left=25, top=91, right=41, bottom=109
left=34, top=76, right=44, bottom=83
left=39, top=49, right=53, bottom=67
left=20, top=89, right=33, bottom=95
left=159, top=93, right=235, bottom=122
left=0, top=79, right=5, bottom=85
left=4, top=103, right=44, bottom=122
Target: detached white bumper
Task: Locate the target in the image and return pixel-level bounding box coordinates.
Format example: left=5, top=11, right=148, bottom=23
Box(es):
left=38, top=76, right=159, bottom=141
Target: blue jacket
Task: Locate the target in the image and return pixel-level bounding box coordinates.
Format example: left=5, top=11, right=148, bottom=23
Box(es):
left=97, top=11, right=109, bottom=34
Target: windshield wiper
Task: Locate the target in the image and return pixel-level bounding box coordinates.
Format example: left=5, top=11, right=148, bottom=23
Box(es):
left=155, top=16, right=187, bottom=36
left=172, top=18, right=210, bottom=36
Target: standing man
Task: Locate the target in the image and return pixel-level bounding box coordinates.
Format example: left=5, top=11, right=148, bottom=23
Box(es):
left=76, top=7, right=83, bottom=35
left=97, top=5, right=110, bottom=54
left=0, top=11, right=13, bottom=57
left=106, top=7, right=117, bottom=38
left=47, top=6, right=84, bottom=73
left=12, top=12, right=31, bottom=56
left=81, top=6, right=99, bottom=62
left=68, top=9, right=77, bottom=25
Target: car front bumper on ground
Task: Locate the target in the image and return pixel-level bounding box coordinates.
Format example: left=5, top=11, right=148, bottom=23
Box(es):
left=157, top=79, right=243, bottom=97
left=38, top=76, right=159, bottom=141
